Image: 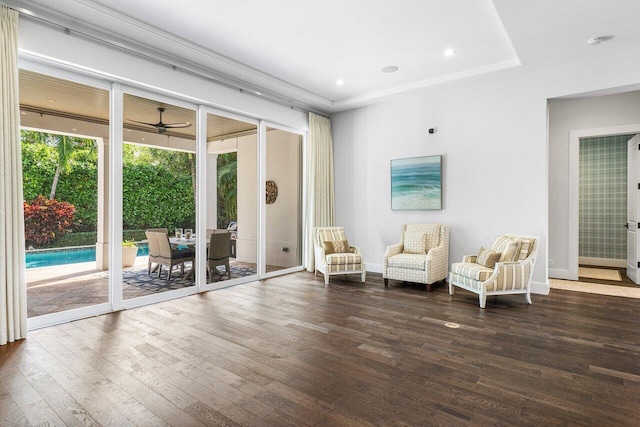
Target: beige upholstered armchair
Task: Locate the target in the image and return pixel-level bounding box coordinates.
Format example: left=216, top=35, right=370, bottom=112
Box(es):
left=314, top=227, right=366, bottom=285
left=383, top=223, right=449, bottom=292
left=449, top=234, right=538, bottom=308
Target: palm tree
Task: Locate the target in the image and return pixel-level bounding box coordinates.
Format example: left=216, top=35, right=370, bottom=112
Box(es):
left=49, top=134, right=78, bottom=199
left=31, top=132, right=89, bottom=199
left=217, top=153, right=237, bottom=228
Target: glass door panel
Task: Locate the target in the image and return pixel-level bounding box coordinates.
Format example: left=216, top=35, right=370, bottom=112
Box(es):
left=264, top=127, right=303, bottom=273
left=122, top=93, right=197, bottom=299
left=20, top=69, right=111, bottom=318
left=204, top=112, right=258, bottom=285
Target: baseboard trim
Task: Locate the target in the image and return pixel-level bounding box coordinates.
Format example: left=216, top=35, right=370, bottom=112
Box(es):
left=579, top=257, right=626, bottom=268
left=366, top=263, right=383, bottom=274
left=530, top=280, right=550, bottom=295
left=549, top=268, right=576, bottom=280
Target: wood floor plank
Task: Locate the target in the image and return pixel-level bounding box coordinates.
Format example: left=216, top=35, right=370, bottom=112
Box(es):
left=7, top=271, right=640, bottom=426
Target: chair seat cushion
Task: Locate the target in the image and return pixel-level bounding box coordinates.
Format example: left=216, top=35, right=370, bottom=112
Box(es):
left=172, top=248, right=195, bottom=259
left=326, top=253, right=362, bottom=265
left=450, top=262, right=494, bottom=282
left=388, top=253, right=426, bottom=270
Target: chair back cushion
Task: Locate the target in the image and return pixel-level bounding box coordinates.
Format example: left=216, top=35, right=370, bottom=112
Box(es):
left=491, top=235, right=536, bottom=261
left=402, top=223, right=441, bottom=254
left=316, top=227, right=346, bottom=244
left=145, top=231, right=172, bottom=261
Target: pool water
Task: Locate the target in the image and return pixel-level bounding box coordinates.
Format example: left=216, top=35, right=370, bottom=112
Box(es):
left=26, top=244, right=149, bottom=269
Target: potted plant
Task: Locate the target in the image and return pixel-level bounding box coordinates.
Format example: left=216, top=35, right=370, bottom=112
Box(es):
left=122, top=240, right=138, bottom=267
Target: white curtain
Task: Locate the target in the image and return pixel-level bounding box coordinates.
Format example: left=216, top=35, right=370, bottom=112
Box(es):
left=304, top=112, right=335, bottom=271
left=0, top=6, right=27, bottom=345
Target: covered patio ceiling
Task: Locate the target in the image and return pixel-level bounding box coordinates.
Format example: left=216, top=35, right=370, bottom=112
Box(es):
left=19, top=69, right=257, bottom=145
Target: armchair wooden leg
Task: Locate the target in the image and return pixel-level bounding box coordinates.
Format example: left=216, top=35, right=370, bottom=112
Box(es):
left=449, top=281, right=455, bottom=295
left=525, top=290, right=532, bottom=305
left=384, top=278, right=388, bottom=288
left=426, top=283, right=432, bottom=292
left=479, top=294, right=487, bottom=309
left=361, top=271, right=366, bottom=283
left=324, top=274, right=329, bottom=286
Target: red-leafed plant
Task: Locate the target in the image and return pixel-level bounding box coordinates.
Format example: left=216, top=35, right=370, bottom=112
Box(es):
left=23, top=196, right=75, bottom=247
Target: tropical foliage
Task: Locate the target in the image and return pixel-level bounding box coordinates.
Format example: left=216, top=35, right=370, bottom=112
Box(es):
left=22, top=130, right=237, bottom=248
left=217, top=152, right=237, bottom=228
left=23, top=196, right=75, bottom=246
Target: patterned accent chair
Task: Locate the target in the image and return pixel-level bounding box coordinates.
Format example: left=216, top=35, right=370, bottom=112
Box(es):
left=383, top=223, right=449, bottom=292
left=314, top=227, right=366, bottom=286
left=449, top=234, right=538, bottom=308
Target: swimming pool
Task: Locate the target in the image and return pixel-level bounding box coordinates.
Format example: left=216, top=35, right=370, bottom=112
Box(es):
left=26, top=244, right=149, bottom=269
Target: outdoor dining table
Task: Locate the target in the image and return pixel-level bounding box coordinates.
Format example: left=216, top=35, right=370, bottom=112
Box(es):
left=169, top=235, right=202, bottom=280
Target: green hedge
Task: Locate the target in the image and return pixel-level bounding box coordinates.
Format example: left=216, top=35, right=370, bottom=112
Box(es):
left=123, top=163, right=195, bottom=229
left=46, top=229, right=149, bottom=249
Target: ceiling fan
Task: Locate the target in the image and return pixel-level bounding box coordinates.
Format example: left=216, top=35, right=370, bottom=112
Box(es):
left=128, top=107, right=192, bottom=134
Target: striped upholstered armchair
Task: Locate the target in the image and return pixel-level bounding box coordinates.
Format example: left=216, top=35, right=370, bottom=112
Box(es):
left=383, top=223, right=449, bottom=292
left=314, top=227, right=366, bottom=286
left=449, top=234, right=538, bottom=308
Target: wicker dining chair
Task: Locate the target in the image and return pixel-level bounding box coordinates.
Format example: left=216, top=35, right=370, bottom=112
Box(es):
left=145, top=230, right=195, bottom=281
left=207, top=231, right=232, bottom=281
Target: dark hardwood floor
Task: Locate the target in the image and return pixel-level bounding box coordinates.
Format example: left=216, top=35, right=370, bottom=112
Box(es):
left=1, top=271, right=639, bottom=426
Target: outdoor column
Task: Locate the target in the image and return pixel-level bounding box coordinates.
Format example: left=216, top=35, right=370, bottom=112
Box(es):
left=96, top=138, right=109, bottom=270
left=206, top=151, right=218, bottom=230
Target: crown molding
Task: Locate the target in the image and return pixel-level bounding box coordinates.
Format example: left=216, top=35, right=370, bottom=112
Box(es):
left=4, top=0, right=334, bottom=112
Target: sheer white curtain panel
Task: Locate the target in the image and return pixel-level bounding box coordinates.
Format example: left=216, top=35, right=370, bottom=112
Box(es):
left=304, top=112, right=335, bottom=271
left=0, top=6, right=27, bottom=345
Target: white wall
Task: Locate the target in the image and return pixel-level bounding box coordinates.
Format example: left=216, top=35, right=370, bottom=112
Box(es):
left=548, top=91, right=640, bottom=278
left=331, top=54, right=640, bottom=293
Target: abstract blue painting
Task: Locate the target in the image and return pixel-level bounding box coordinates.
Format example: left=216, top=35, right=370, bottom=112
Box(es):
left=391, top=155, right=442, bottom=210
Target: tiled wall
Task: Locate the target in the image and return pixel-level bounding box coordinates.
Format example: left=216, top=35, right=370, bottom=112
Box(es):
left=579, top=134, right=635, bottom=260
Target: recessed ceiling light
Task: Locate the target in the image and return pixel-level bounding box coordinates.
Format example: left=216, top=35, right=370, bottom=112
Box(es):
left=21, top=111, right=26, bottom=115
left=71, top=128, right=77, bottom=131
left=336, top=79, right=345, bottom=86
left=47, top=98, right=56, bottom=103
left=443, top=48, right=455, bottom=57
left=381, top=65, right=399, bottom=73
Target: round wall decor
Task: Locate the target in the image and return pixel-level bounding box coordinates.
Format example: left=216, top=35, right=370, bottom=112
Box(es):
left=266, top=180, right=278, bottom=204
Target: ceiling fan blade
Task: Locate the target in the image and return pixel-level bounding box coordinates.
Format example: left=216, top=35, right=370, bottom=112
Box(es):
left=163, top=122, right=192, bottom=129
left=127, top=119, right=158, bottom=127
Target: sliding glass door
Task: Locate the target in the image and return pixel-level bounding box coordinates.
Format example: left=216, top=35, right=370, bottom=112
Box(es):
left=21, top=65, right=306, bottom=329
left=262, top=125, right=304, bottom=275
left=202, top=110, right=259, bottom=288
left=20, top=68, right=112, bottom=326
left=120, top=92, right=198, bottom=304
